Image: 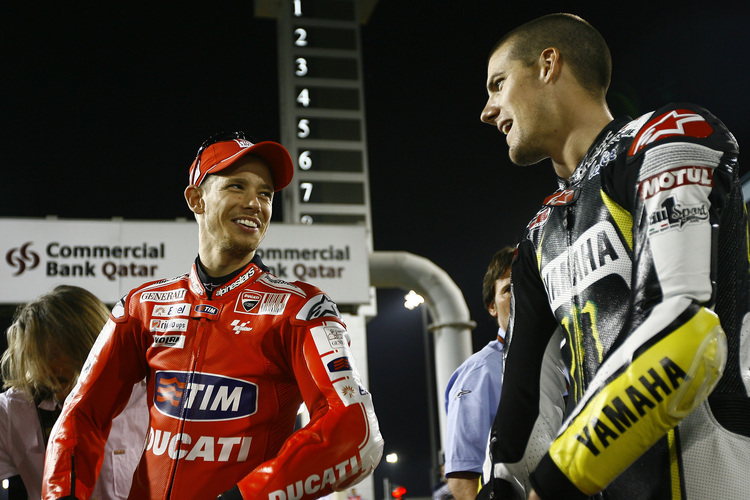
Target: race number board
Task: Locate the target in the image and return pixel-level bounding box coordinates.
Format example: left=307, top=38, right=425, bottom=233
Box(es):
left=276, top=0, right=372, bottom=229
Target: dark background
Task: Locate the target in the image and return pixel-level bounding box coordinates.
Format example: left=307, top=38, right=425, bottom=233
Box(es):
left=2, top=1, right=748, bottom=497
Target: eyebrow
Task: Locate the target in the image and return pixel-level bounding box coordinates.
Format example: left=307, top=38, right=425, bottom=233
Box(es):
left=222, top=177, right=274, bottom=192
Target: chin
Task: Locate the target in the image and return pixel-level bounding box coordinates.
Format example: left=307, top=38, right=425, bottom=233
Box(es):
left=223, top=241, right=258, bottom=258
left=509, top=147, right=547, bottom=167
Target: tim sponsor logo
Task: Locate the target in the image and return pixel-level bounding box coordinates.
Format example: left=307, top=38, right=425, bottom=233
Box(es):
left=194, top=304, right=219, bottom=315
left=154, top=371, right=258, bottom=421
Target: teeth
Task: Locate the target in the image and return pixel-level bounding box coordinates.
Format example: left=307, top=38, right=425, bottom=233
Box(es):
left=502, top=122, right=512, bottom=135
left=237, top=219, right=258, bottom=228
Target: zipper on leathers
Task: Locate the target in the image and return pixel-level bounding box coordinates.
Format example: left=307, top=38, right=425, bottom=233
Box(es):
left=165, top=316, right=208, bottom=500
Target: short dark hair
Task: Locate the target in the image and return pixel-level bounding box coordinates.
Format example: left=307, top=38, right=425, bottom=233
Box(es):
left=482, top=246, right=516, bottom=310
left=492, top=13, right=611, bottom=97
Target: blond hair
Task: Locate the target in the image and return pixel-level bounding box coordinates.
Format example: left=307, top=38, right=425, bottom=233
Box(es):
left=1, top=285, right=110, bottom=401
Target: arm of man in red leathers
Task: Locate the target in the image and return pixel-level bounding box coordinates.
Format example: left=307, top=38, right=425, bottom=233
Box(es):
left=235, top=318, right=383, bottom=500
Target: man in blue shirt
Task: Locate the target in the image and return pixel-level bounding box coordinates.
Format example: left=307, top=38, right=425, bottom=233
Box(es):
left=444, top=247, right=514, bottom=499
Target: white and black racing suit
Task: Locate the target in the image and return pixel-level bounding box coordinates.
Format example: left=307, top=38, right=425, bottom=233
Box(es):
left=483, top=103, right=750, bottom=499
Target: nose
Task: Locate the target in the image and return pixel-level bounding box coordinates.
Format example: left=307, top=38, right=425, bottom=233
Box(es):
left=244, top=191, right=262, bottom=211
left=481, top=98, right=499, bottom=125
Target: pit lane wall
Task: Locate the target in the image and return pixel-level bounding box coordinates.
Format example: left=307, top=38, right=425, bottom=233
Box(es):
left=0, top=217, right=370, bottom=305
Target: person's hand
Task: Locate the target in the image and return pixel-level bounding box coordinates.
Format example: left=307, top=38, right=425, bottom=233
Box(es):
left=528, top=488, right=543, bottom=500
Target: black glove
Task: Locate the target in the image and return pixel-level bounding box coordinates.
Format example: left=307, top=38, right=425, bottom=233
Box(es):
left=216, top=485, right=243, bottom=500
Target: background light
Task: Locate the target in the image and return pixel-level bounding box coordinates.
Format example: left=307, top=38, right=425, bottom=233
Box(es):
left=385, top=452, right=399, bottom=463
left=403, top=290, right=424, bottom=310
left=392, top=485, right=407, bottom=498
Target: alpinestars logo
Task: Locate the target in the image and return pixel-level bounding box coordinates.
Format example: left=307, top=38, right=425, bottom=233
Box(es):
left=648, top=196, right=708, bottom=234
left=544, top=189, right=579, bottom=206
left=454, top=389, right=472, bottom=400
left=296, top=294, right=341, bottom=321
left=630, top=109, right=713, bottom=155
left=6, top=242, right=40, bottom=276
left=214, top=268, right=255, bottom=297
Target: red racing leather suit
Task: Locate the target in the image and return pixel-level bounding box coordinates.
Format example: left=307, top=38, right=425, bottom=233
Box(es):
left=42, top=257, right=383, bottom=500
left=484, top=103, right=750, bottom=499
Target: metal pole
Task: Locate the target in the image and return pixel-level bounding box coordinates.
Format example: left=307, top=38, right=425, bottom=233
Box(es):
left=383, top=477, right=391, bottom=500
left=422, top=305, right=441, bottom=488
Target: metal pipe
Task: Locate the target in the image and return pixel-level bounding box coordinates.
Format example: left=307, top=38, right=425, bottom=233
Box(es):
left=368, top=251, right=475, bottom=448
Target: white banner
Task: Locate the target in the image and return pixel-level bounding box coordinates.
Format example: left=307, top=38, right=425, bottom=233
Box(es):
left=0, top=218, right=369, bottom=305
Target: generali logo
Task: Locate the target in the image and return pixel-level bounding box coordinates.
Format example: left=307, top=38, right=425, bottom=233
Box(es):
left=5, top=242, right=40, bottom=276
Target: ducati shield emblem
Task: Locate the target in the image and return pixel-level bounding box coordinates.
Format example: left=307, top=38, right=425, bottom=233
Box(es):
left=238, top=291, right=262, bottom=313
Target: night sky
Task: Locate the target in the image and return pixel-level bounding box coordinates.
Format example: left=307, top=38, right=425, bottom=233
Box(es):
left=2, top=1, right=749, bottom=497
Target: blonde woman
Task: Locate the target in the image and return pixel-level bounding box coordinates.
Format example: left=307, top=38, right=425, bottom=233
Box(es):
left=0, top=285, right=147, bottom=500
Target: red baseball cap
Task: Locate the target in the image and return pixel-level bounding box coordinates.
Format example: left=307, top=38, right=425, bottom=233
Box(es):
left=188, top=132, right=294, bottom=191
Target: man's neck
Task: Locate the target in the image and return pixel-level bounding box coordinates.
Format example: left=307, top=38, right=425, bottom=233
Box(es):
left=551, top=101, right=614, bottom=180
left=198, top=247, right=255, bottom=278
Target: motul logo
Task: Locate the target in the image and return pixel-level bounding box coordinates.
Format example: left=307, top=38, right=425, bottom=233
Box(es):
left=638, top=166, right=713, bottom=199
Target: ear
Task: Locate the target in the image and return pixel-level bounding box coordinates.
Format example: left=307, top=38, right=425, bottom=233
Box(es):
left=538, top=47, right=562, bottom=83
left=487, top=302, right=499, bottom=318
left=184, top=185, right=204, bottom=214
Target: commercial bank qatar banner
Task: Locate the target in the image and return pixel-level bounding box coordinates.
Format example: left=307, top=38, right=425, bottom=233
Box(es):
left=0, top=218, right=370, bottom=305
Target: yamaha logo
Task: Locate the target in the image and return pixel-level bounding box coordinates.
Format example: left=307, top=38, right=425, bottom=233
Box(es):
left=5, top=242, right=40, bottom=276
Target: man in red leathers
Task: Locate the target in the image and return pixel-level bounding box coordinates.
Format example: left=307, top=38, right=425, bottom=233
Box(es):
left=42, top=132, right=384, bottom=500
